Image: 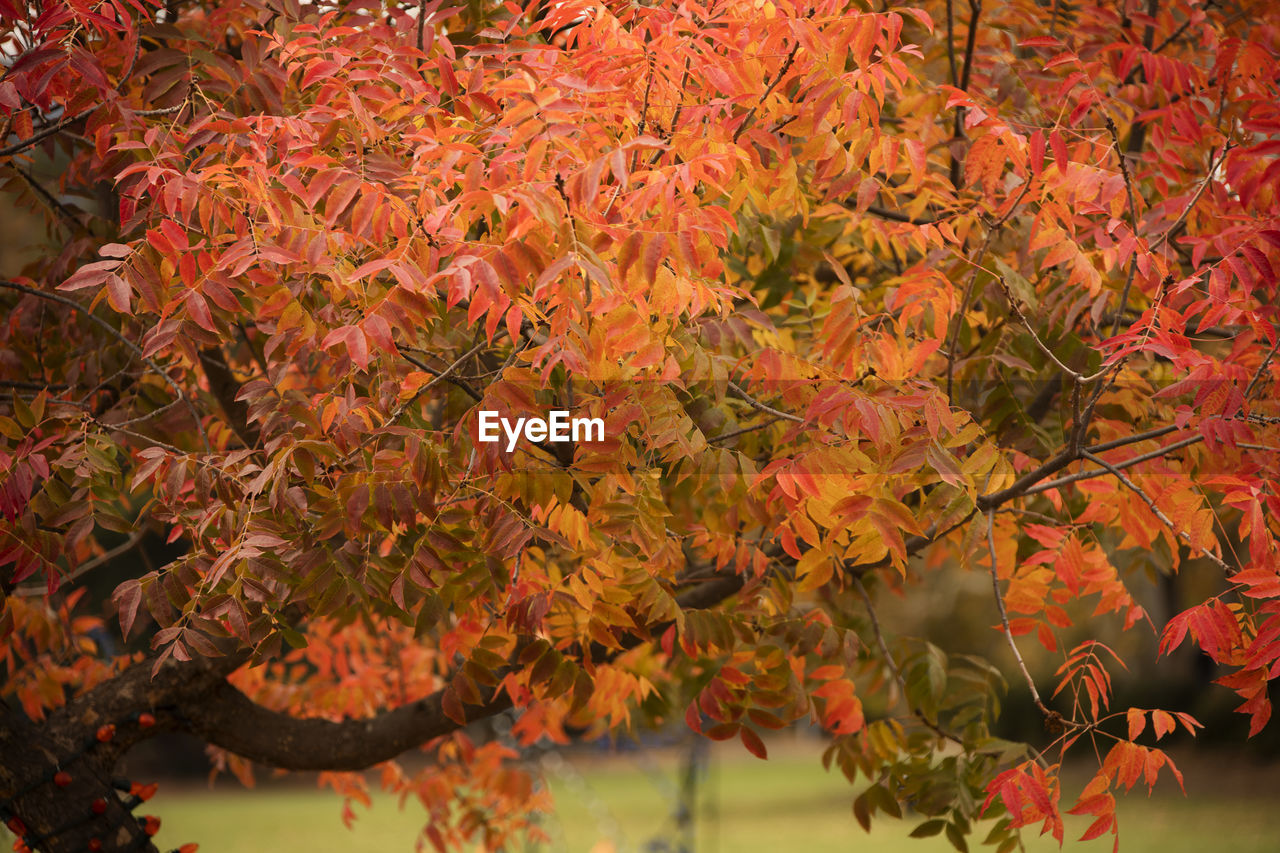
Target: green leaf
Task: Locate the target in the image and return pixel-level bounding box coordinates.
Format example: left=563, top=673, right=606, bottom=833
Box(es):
left=910, top=819, right=947, bottom=838
left=994, top=257, right=1037, bottom=310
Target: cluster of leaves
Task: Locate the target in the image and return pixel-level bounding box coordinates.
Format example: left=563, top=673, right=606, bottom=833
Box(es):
left=3, top=0, right=1280, bottom=850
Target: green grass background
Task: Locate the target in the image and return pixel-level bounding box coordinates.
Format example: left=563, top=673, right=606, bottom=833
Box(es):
left=143, top=740, right=1280, bottom=852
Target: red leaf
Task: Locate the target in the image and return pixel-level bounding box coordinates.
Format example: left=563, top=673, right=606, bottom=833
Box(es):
left=186, top=291, right=215, bottom=331
left=643, top=233, right=667, bottom=285
left=1127, top=707, right=1145, bottom=741
left=1080, top=814, right=1113, bottom=841
left=1050, top=130, right=1069, bottom=173
left=113, top=580, right=143, bottom=638
left=58, top=260, right=120, bottom=291
left=105, top=274, right=132, bottom=314
left=739, top=725, right=768, bottom=759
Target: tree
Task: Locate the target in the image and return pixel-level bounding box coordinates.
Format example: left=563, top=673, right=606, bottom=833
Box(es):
left=2, top=0, right=1279, bottom=849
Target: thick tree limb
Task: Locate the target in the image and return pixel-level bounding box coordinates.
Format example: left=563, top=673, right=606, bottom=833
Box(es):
left=182, top=673, right=512, bottom=772
left=197, top=347, right=260, bottom=448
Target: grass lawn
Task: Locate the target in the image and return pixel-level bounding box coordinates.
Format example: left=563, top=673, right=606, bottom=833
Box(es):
left=144, top=741, right=1280, bottom=852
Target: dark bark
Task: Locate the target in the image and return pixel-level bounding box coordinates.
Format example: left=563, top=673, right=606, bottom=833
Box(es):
left=1, top=702, right=152, bottom=853
left=196, top=347, right=260, bottom=448
left=1, top=653, right=242, bottom=853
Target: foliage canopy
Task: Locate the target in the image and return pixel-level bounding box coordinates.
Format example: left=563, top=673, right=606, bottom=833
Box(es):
left=2, top=0, right=1280, bottom=850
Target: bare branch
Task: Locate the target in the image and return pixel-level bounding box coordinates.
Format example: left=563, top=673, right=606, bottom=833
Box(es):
left=732, top=44, right=798, bottom=144
left=707, top=415, right=782, bottom=444
left=945, top=182, right=1031, bottom=402
left=865, top=204, right=937, bottom=225
left=996, top=276, right=1108, bottom=384
left=400, top=348, right=484, bottom=402
left=11, top=164, right=91, bottom=235
left=1088, top=424, right=1180, bottom=453
left=0, top=106, right=96, bottom=158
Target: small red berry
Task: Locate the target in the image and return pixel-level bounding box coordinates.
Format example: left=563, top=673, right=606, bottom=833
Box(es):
left=53, top=770, right=72, bottom=787
left=90, top=798, right=107, bottom=815
left=142, top=815, right=160, bottom=836
left=95, top=724, right=116, bottom=743
left=138, top=713, right=156, bottom=728
left=88, top=839, right=103, bottom=852
left=5, top=817, right=26, bottom=835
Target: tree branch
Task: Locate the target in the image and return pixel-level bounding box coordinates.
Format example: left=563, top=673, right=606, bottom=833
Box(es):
left=1082, top=450, right=1230, bottom=571
left=985, top=509, right=1072, bottom=729
left=854, top=577, right=963, bottom=745
left=864, top=204, right=938, bottom=225
left=1023, top=434, right=1203, bottom=497
left=197, top=347, right=260, bottom=448
left=0, top=106, right=96, bottom=159
left=0, top=280, right=209, bottom=452
left=1148, top=141, right=1231, bottom=254
left=14, top=529, right=147, bottom=597
left=726, top=381, right=803, bottom=423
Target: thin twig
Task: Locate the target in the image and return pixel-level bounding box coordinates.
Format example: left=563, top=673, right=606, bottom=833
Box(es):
left=732, top=45, right=798, bottom=144
left=707, top=415, right=782, bottom=444
left=0, top=106, right=96, bottom=158
left=726, top=381, right=803, bottom=423
left=0, top=379, right=71, bottom=391
left=996, top=277, right=1108, bottom=384
left=15, top=529, right=147, bottom=597
left=945, top=182, right=1031, bottom=402
left=1106, top=116, right=1142, bottom=340
left=1023, top=434, right=1203, bottom=498
left=0, top=280, right=209, bottom=451
left=1148, top=142, right=1232, bottom=253
left=108, top=396, right=186, bottom=430
left=1082, top=451, right=1230, bottom=571
left=351, top=341, right=488, bottom=458
left=400, top=350, right=483, bottom=402
left=133, top=104, right=185, bottom=117
left=986, top=509, right=1055, bottom=718
left=854, top=576, right=963, bottom=746
left=1121, top=0, right=1217, bottom=86
left=842, top=508, right=978, bottom=578
left=12, top=164, right=91, bottom=235
left=865, top=204, right=937, bottom=225
left=1088, top=423, right=1180, bottom=453
left=1243, top=335, right=1279, bottom=402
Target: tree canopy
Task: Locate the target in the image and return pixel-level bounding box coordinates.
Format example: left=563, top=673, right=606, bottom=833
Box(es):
left=2, top=0, right=1280, bottom=850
